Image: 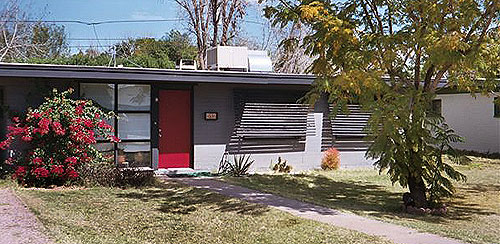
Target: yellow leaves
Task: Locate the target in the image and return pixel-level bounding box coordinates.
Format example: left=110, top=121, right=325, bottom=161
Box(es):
left=299, top=1, right=325, bottom=21
left=431, top=31, right=468, bottom=54
left=343, top=29, right=353, bottom=35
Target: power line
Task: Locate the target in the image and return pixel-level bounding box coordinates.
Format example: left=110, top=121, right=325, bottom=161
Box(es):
left=67, top=37, right=159, bottom=41
left=245, top=19, right=266, bottom=25
left=67, top=45, right=114, bottom=48
left=2, top=18, right=266, bottom=26
left=1, top=19, right=184, bottom=25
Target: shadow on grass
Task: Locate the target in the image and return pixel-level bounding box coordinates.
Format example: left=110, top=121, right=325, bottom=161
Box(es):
left=116, top=181, right=269, bottom=216
left=228, top=173, right=497, bottom=223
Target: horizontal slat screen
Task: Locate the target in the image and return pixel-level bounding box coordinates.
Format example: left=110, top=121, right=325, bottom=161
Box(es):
left=227, top=89, right=309, bottom=154
left=322, top=104, right=372, bottom=151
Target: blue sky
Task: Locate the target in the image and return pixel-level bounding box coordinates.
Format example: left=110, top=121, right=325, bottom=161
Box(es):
left=21, top=0, right=267, bottom=53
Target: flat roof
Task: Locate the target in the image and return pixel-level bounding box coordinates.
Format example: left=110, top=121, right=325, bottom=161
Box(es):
left=0, top=63, right=315, bottom=85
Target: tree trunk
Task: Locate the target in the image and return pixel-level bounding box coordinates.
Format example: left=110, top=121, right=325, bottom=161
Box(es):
left=408, top=174, right=427, bottom=208
left=197, top=51, right=206, bottom=70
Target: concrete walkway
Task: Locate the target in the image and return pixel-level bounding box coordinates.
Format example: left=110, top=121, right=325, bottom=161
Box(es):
left=0, top=189, right=53, bottom=244
left=173, top=178, right=467, bottom=244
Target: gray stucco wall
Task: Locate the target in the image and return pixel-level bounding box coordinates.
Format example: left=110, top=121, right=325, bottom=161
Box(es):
left=0, top=77, right=374, bottom=172
left=1, top=77, right=76, bottom=113
left=0, top=78, right=76, bottom=162
left=192, top=84, right=235, bottom=170
left=192, top=84, right=374, bottom=172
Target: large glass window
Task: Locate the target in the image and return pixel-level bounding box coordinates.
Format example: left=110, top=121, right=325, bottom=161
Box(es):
left=95, top=143, right=115, bottom=162
left=117, top=142, right=151, bottom=168
left=80, top=83, right=152, bottom=168
left=118, top=113, right=150, bottom=140
left=118, top=84, right=150, bottom=111
left=80, top=83, right=114, bottom=110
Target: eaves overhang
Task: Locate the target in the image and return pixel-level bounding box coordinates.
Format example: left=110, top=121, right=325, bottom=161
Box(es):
left=0, top=63, right=316, bottom=86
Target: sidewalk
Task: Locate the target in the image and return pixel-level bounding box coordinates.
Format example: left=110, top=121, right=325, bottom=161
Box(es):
left=172, top=178, right=467, bottom=244
left=0, top=189, right=53, bottom=244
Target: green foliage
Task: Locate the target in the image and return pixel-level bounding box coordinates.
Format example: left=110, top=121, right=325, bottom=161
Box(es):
left=0, top=0, right=69, bottom=61
left=78, top=160, right=155, bottom=187
left=22, top=30, right=197, bottom=69
left=0, top=89, right=117, bottom=187
left=218, top=153, right=254, bottom=176
left=264, top=0, right=499, bottom=205
left=271, top=156, right=293, bottom=173
left=365, top=89, right=466, bottom=204
left=30, top=24, right=68, bottom=58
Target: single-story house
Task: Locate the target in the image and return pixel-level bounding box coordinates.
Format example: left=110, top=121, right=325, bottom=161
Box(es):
left=0, top=63, right=497, bottom=172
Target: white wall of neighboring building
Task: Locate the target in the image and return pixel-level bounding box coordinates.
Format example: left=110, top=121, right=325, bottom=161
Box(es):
left=437, top=93, right=500, bottom=153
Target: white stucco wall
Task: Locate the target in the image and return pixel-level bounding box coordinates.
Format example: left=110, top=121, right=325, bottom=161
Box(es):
left=437, top=93, right=500, bottom=153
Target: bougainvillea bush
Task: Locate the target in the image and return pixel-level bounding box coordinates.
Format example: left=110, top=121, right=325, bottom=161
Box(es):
left=0, top=89, right=118, bottom=187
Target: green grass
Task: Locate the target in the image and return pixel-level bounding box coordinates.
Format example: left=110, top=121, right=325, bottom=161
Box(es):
left=14, top=180, right=391, bottom=244
left=0, top=178, right=15, bottom=188
left=223, top=161, right=500, bottom=244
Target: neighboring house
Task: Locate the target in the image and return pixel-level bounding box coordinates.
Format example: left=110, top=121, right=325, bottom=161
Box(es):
left=435, top=93, right=500, bottom=154
left=0, top=63, right=496, bottom=173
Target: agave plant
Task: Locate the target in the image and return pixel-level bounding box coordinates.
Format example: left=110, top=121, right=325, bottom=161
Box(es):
left=218, top=153, right=254, bottom=177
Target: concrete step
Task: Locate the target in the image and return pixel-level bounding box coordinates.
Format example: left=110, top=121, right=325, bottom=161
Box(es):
left=155, top=168, right=212, bottom=177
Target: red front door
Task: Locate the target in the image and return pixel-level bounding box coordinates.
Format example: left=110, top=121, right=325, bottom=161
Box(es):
left=158, top=90, right=191, bottom=168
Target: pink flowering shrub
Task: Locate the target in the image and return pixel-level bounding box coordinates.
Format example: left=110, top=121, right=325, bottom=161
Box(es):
left=0, top=89, right=118, bottom=186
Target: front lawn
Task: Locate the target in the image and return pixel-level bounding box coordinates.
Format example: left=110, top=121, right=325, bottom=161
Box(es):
left=14, top=180, right=391, bottom=244
left=223, top=159, right=500, bottom=244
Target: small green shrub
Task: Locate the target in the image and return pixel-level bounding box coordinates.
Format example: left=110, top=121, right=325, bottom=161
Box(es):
left=78, top=161, right=155, bottom=187
left=271, top=157, right=293, bottom=173
left=78, top=161, right=120, bottom=187
left=0, top=159, right=14, bottom=179
left=218, top=154, right=254, bottom=177
left=118, top=168, right=156, bottom=186
left=321, top=147, right=341, bottom=170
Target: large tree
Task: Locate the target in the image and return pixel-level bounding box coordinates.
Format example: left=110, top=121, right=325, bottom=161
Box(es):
left=176, top=0, right=248, bottom=69
left=265, top=0, right=499, bottom=207
left=272, top=22, right=313, bottom=73
left=0, top=0, right=68, bottom=62
left=25, top=31, right=197, bottom=69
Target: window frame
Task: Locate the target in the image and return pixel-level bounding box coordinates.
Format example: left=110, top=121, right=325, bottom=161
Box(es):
left=494, top=97, right=500, bottom=118
left=80, top=81, right=152, bottom=168
left=431, top=99, right=442, bottom=116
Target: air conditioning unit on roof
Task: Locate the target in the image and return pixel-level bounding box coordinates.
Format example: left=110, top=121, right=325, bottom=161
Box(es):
left=248, top=50, right=273, bottom=72
left=176, top=59, right=197, bottom=70
left=206, top=46, right=248, bottom=71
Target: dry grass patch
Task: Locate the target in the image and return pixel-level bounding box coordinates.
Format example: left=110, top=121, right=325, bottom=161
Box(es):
left=223, top=161, right=500, bottom=244
left=15, top=180, right=391, bottom=244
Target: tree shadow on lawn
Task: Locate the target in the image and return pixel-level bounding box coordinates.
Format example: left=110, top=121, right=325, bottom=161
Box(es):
left=234, top=174, right=496, bottom=223
left=116, top=181, right=270, bottom=216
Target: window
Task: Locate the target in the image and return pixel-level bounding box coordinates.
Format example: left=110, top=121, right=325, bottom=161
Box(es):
left=118, top=113, right=150, bottom=140
left=432, top=99, right=442, bottom=116
left=118, top=84, right=150, bottom=111
left=80, top=83, right=114, bottom=110
left=80, top=83, right=151, bottom=168
left=494, top=97, right=500, bottom=118
left=117, top=142, right=151, bottom=168
left=95, top=143, right=115, bottom=161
